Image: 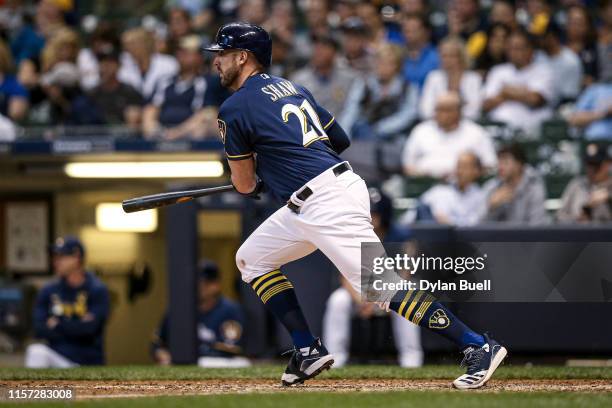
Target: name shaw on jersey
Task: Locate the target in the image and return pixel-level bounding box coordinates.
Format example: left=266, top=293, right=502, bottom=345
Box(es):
left=261, top=79, right=300, bottom=102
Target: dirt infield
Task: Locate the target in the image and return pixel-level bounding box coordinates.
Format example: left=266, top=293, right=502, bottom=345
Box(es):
left=2, top=379, right=610, bottom=399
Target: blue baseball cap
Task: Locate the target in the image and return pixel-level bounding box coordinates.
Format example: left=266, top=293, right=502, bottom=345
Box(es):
left=198, top=260, right=219, bottom=281
left=50, top=236, right=85, bottom=258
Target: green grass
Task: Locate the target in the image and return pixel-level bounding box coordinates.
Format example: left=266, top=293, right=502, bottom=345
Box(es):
left=0, top=364, right=610, bottom=381
left=1, top=365, right=609, bottom=407
left=2, top=392, right=612, bottom=408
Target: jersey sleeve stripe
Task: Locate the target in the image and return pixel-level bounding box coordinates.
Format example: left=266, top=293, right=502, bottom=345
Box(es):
left=226, top=152, right=254, bottom=160
left=323, top=117, right=335, bottom=130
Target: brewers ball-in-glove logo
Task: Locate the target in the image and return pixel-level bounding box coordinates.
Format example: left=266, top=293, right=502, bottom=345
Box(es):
left=429, top=308, right=451, bottom=329
left=221, top=320, right=243, bottom=342
left=217, top=119, right=227, bottom=144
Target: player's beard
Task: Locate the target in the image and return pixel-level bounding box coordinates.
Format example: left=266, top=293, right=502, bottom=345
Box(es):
left=220, top=62, right=240, bottom=88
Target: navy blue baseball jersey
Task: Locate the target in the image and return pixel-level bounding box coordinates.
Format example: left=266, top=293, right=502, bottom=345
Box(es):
left=32, top=272, right=110, bottom=365
left=153, top=297, right=245, bottom=358
left=218, top=74, right=343, bottom=202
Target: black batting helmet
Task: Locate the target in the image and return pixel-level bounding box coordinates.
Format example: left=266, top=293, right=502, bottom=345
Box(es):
left=203, top=22, right=272, bottom=68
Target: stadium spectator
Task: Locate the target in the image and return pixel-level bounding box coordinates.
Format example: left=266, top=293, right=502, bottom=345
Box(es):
left=119, top=28, right=179, bottom=99
left=445, top=0, right=488, bottom=59
left=334, top=0, right=359, bottom=25
left=339, top=17, right=375, bottom=76
left=142, top=35, right=225, bottom=140
left=489, top=0, right=518, bottom=31
left=10, top=0, right=67, bottom=64
left=291, top=34, right=354, bottom=120
left=598, top=0, right=612, bottom=82
left=398, top=0, right=429, bottom=16
left=40, top=27, right=80, bottom=75
left=402, top=91, right=496, bottom=179
left=419, top=37, right=482, bottom=120
left=293, top=0, right=331, bottom=64
left=567, top=82, right=612, bottom=141
left=237, top=0, right=269, bottom=27
left=565, top=5, right=599, bottom=87
left=269, top=32, right=298, bottom=79
left=265, top=0, right=298, bottom=78
left=25, top=237, right=110, bottom=368
left=356, top=1, right=401, bottom=45
left=160, top=8, right=194, bottom=55
left=417, top=151, right=487, bottom=226
left=73, top=46, right=143, bottom=127
left=537, top=20, right=583, bottom=104
left=77, top=22, right=122, bottom=91
left=32, top=27, right=83, bottom=125
left=0, top=113, right=17, bottom=141
left=401, top=13, right=439, bottom=89
left=522, top=0, right=552, bottom=37
left=0, top=1, right=26, bottom=41
left=340, top=43, right=418, bottom=139
left=152, top=261, right=249, bottom=368
left=482, top=29, right=555, bottom=135
left=557, top=143, right=612, bottom=223
left=165, top=0, right=216, bottom=33
left=474, top=23, right=510, bottom=79
left=263, top=0, right=297, bottom=54
left=482, top=143, right=549, bottom=225
left=323, top=188, right=422, bottom=368
left=0, top=39, right=28, bottom=123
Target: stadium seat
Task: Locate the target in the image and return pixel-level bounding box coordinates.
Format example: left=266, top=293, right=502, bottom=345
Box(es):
left=403, top=177, right=438, bottom=198
left=541, top=118, right=570, bottom=143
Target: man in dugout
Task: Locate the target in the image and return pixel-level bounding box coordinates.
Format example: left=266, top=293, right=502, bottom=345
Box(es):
left=25, top=237, right=110, bottom=367
left=152, top=260, right=249, bottom=367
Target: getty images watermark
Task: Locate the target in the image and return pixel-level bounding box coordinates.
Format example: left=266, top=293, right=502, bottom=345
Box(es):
left=371, top=253, right=491, bottom=293
left=360, top=241, right=612, bottom=302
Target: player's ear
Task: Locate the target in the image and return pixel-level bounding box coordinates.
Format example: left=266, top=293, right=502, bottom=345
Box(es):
left=238, top=50, right=249, bottom=66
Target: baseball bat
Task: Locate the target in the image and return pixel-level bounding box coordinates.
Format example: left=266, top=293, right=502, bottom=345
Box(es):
left=122, top=185, right=234, bottom=213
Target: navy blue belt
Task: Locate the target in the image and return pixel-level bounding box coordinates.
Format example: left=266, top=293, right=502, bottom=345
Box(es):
left=287, top=162, right=351, bottom=214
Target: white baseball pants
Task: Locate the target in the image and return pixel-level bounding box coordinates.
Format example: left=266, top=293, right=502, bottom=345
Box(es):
left=236, top=162, right=379, bottom=295
left=24, top=343, right=78, bottom=368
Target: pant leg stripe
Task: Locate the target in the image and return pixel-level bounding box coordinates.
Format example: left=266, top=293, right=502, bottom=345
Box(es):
left=403, top=291, right=424, bottom=319
left=256, top=275, right=287, bottom=296
left=396, top=290, right=413, bottom=317
left=251, top=270, right=282, bottom=291
left=412, top=299, right=433, bottom=325
left=412, top=294, right=436, bottom=324
left=261, top=282, right=294, bottom=303
left=257, top=276, right=290, bottom=300
left=261, top=282, right=294, bottom=304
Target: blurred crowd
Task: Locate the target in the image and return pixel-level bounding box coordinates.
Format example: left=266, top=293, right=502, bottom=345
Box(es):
left=0, top=0, right=609, bottom=140
left=0, top=0, right=611, bottom=224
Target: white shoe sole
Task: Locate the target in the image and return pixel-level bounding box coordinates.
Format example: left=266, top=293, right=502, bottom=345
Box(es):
left=453, top=347, right=508, bottom=390
left=281, top=354, right=335, bottom=386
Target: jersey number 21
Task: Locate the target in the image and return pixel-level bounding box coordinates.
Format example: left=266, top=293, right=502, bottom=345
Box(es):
left=282, top=100, right=328, bottom=147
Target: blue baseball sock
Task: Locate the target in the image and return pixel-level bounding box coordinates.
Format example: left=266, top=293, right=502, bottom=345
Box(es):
left=389, top=290, right=485, bottom=349
left=250, top=270, right=315, bottom=349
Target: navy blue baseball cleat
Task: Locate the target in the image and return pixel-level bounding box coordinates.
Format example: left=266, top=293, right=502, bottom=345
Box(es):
left=452, top=333, right=508, bottom=389
left=281, top=338, right=334, bottom=386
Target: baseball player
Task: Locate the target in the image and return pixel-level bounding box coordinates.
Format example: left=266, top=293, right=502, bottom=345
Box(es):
left=203, top=22, right=507, bottom=389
